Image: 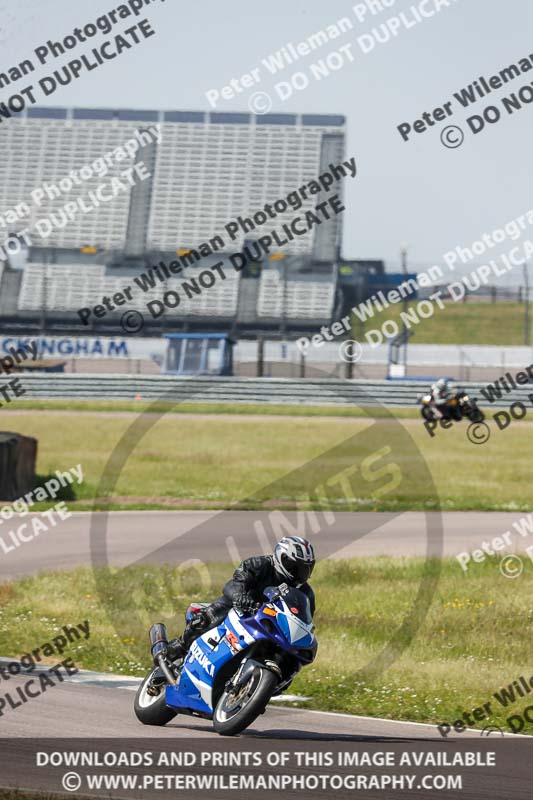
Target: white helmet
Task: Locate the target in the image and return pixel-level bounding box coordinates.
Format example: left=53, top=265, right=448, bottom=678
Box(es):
left=273, top=536, right=316, bottom=586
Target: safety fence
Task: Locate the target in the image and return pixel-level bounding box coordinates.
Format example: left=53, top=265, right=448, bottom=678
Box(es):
left=9, top=374, right=532, bottom=407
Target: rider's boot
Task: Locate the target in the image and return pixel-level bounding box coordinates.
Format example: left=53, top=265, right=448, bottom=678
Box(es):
left=166, top=637, right=187, bottom=662
left=164, top=610, right=213, bottom=663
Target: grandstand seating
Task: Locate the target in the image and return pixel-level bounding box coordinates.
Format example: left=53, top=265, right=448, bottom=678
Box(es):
left=257, top=269, right=335, bottom=319
left=0, top=112, right=146, bottom=250
left=17, top=263, right=240, bottom=318
left=0, top=108, right=345, bottom=256
left=0, top=108, right=344, bottom=332
left=148, top=120, right=336, bottom=255
left=14, top=261, right=336, bottom=325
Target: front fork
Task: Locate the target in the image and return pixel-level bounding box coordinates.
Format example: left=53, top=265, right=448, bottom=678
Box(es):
left=225, top=656, right=283, bottom=694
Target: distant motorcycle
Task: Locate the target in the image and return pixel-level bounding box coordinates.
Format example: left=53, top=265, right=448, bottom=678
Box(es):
left=134, top=584, right=317, bottom=736
left=418, top=390, right=484, bottom=423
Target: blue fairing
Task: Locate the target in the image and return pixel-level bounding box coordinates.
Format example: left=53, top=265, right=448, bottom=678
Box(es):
left=165, top=590, right=316, bottom=717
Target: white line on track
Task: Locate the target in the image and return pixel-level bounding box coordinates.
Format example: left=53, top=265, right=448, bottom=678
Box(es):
left=2, top=658, right=525, bottom=736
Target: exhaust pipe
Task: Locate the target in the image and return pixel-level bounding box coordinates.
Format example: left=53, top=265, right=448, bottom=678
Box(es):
left=149, top=623, right=177, bottom=685
left=149, top=623, right=168, bottom=660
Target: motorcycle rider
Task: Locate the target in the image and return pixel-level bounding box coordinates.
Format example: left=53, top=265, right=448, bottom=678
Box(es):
left=162, top=535, right=316, bottom=664
left=430, top=378, right=452, bottom=410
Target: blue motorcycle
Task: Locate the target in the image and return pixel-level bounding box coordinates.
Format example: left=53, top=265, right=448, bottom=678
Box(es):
left=134, top=584, right=317, bottom=735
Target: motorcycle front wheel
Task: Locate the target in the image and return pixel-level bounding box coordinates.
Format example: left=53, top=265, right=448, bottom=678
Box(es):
left=468, top=406, right=485, bottom=423
left=421, top=406, right=436, bottom=421
left=213, top=666, right=277, bottom=736
left=134, top=667, right=178, bottom=726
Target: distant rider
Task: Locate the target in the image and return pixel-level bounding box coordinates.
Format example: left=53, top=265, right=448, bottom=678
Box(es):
left=163, top=536, right=316, bottom=663
left=430, top=378, right=453, bottom=411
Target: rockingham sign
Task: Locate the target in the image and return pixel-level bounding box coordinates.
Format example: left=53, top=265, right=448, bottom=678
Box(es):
left=0, top=336, right=166, bottom=363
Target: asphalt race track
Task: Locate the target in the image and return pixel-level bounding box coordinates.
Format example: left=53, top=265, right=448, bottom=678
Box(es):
left=1, top=661, right=525, bottom=800
left=0, top=509, right=524, bottom=744
left=2, top=510, right=529, bottom=581
left=1, top=664, right=482, bottom=740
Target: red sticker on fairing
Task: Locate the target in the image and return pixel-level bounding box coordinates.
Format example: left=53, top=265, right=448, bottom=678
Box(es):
left=225, top=631, right=240, bottom=653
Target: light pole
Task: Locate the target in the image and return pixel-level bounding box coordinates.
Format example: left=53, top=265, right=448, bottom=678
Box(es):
left=524, top=261, right=530, bottom=345
left=400, top=242, right=409, bottom=372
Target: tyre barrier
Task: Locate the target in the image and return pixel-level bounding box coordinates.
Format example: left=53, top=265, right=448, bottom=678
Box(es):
left=0, top=431, right=37, bottom=501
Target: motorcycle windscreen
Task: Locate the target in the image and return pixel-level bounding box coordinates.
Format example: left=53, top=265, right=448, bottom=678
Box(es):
left=277, top=588, right=313, bottom=624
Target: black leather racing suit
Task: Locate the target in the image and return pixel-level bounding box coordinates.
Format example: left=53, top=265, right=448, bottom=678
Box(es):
left=176, top=555, right=315, bottom=653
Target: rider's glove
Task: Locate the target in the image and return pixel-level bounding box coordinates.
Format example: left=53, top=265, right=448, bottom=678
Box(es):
left=234, top=590, right=257, bottom=613
left=238, top=603, right=259, bottom=616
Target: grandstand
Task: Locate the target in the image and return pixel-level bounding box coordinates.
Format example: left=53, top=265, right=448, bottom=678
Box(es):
left=5, top=252, right=335, bottom=334
left=0, top=108, right=148, bottom=251
left=0, top=107, right=348, bottom=337
left=17, top=259, right=241, bottom=319
left=257, top=264, right=336, bottom=320
left=0, top=108, right=345, bottom=257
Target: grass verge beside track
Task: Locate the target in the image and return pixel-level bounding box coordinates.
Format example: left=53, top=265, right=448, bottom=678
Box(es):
left=1, top=407, right=530, bottom=511
left=1, top=558, right=531, bottom=733
left=3, top=398, right=532, bottom=418
left=0, top=399, right=422, bottom=417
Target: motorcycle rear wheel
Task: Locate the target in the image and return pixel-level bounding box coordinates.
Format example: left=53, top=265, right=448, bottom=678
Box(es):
left=213, top=666, right=277, bottom=736
left=134, top=667, right=178, bottom=726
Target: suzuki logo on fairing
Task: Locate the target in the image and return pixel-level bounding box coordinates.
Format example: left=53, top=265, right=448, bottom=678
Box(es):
left=189, top=640, right=215, bottom=676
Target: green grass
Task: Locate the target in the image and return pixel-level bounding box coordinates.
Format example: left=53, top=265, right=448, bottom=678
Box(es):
left=1, top=559, right=531, bottom=733
left=2, top=408, right=532, bottom=511
left=2, top=397, right=530, bottom=418
left=0, top=398, right=421, bottom=418
left=352, top=301, right=530, bottom=345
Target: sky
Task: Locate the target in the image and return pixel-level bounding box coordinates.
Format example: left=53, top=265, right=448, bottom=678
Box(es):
left=1, top=0, right=532, bottom=281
